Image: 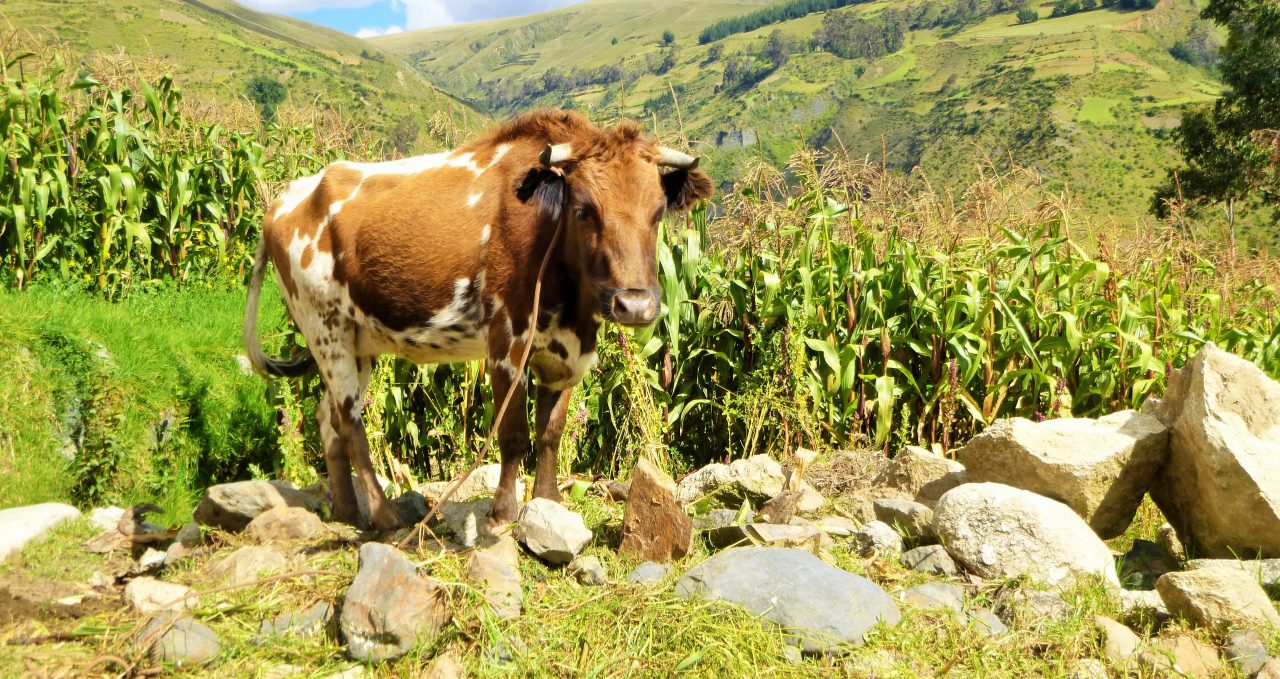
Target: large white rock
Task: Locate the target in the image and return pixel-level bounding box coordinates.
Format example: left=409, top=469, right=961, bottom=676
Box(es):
left=870, top=446, right=966, bottom=508
left=1148, top=345, right=1280, bottom=557
left=0, top=503, right=81, bottom=561
left=957, top=411, right=1168, bottom=538
left=932, top=483, right=1119, bottom=587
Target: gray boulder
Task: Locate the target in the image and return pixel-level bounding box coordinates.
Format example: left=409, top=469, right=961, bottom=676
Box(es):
left=932, top=483, right=1119, bottom=587
left=568, top=555, right=608, bottom=586
left=514, top=498, right=592, bottom=565
left=1148, top=346, right=1280, bottom=557
left=870, top=446, right=966, bottom=508
left=900, top=545, right=958, bottom=576
left=210, top=545, right=287, bottom=586
left=1225, top=629, right=1269, bottom=678
left=872, top=499, right=934, bottom=540
left=125, top=577, right=195, bottom=614
left=420, top=464, right=523, bottom=503
left=853, top=520, right=904, bottom=557
left=628, top=561, right=671, bottom=585
left=194, top=480, right=321, bottom=532
left=1155, top=568, right=1280, bottom=631
left=439, top=498, right=491, bottom=548
left=246, top=506, right=326, bottom=542
left=340, top=542, right=450, bottom=662
left=1186, top=558, right=1280, bottom=590
left=468, top=535, right=522, bottom=619
left=957, top=411, right=1168, bottom=539
left=137, top=613, right=220, bottom=665
left=675, top=547, right=900, bottom=653
left=898, top=583, right=964, bottom=613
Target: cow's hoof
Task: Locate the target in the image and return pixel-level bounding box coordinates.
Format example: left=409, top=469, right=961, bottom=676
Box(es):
left=369, top=508, right=402, bottom=533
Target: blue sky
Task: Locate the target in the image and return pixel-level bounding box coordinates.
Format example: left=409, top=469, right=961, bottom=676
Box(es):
left=240, top=1, right=585, bottom=37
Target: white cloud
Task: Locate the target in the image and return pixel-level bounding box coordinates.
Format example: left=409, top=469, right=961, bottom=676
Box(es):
left=398, top=0, right=455, bottom=30
left=240, top=0, right=379, bottom=11
left=355, top=24, right=404, bottom=38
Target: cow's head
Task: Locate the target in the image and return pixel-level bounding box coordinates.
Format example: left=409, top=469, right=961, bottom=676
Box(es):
left=521, top=122, right=713, bottom=327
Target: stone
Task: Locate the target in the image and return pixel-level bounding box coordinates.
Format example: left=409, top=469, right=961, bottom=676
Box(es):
left=1155, top=569, right=1280, bottom=631
left=745, top=523, right=823, bottom=552
left=246, top=506, right=326, bottom=542
left=814, top=515, right=858, bottom=537
left=605, top=481, right=631, bottom=502
left=468, top=534, right=522, bottom=620
left=706, top=524, right=751, bottom=549
left=853, top=520, right=904, bottom=557
left=425, top=652, right=465, bottom=679
left=933, top=483, right=1119, bottom=587
left=439, top=498, right=491, bottom=548
left=1139, top=635, right=1220, bottom=677
left=138, top=548, right=167, bottom=573
left=0, top=503, right=80, bottom=561
left=1148, top=346, right=1280, bottom=557
left=1070, top=659, right=1109, bottom=679
left=1186, top=558, right=1280, bottom=590
left=125, top=577, right=195, bottom=613
left=675, top=455, right=824, bottom=510
left=619, top=458, right=692, bottom=563
left=1115, top=589, right=1171, bottom=622
left=321, top=666, right=367, bottom=679
left=1118, top=539, right=1179, bottom=590
left=137, top=613, right=220, bottom=665
left=568, top=555, right=608, bottom=586
left=898, top=582, right=964, bottom=613
left=264, top=664, right=305, bottom=679
left=391, top=491, right=430, bottom=525
left=994, top=589, right=1072, bottom=629
left=1158, top=523, right=1187, bottom=563
left=341, top=542, right=450, bottom=662
left=628, top=561, right=671, bottom=585
left=89, top=506, right=126, bottom=533
left=872, top=499, right=934, bottom=539
left=1095, top=615, right=1140, bottom=664
left=692, top=509, right=739, bottom=532
left=193, top=480, right=321, bottom=532
left=1261, top=659, right=1280, bottom=679
left=900, top=545, right=958, bottom=576
left=514, top=498, right=592, bottom=565
left=258, top=601, right=335, bottom=640
left=675, top=547, right=900, bottom=654
left=870, top=446, right=966, bottom=507
left=1224, top=629, right=1269, bottom=678
left=421, top=464, right=523, bottom=503
left=967, top=607, right=1008, bottom=637
left=210, top=545, right=287, bottom=586
left=164, top=521, right=202, bottom=566
left=956, top=411, right=1168, bottom=539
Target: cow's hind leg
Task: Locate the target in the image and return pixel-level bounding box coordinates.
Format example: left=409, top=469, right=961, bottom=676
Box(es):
left=330, top=355, right=401, bottom=532
left=316, top=391, right=359, bottom=525
left=487, top=324, right=530, bottom=529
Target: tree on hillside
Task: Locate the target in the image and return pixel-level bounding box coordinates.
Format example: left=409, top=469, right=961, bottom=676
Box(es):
left=1156, top=0, right=1280, bottom=228
left=1017, top=6, right=1040, bottom=23
left=245, top=75, right=286, bottom=123
left=662, top=30, right=676, bottom=46
left=764, top=30, right=792, bottom=69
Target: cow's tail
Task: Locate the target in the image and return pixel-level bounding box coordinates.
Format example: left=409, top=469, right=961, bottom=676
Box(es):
left=244, top=237, right=316, bottom=378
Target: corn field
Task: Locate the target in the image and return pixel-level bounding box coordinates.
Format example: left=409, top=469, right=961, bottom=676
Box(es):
left=5, top=61, right=1279, bottom=487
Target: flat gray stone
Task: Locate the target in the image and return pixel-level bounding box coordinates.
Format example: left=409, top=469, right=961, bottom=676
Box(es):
left=900, top=545, right=958, bottom=576
left=568, top=555, right=607, bottom=586
left=899, top=583, right=964, bottom=613
left=258, top=601, right=334, bottom=641
left=0, top=503, right=80, bottom=561
left=628, top=561, right=671, bottom=585
left=853, top=520, right=903, bottom=557
left=967, top=607, right=1008, bottom=636
left=137, top=613, right=220, bottom=665
left=873, top=499, right=934, bottom=539
left=1225, top=629, right=1268, bottom=678
left=692, top=509, right=739, bottom=532
left=468, top=535, right=522, bottom=620
left=675, top=547, right=900, bottom=653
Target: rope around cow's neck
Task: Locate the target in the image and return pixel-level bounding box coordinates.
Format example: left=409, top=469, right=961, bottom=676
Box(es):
left=396, top=207, right=566, bottom=549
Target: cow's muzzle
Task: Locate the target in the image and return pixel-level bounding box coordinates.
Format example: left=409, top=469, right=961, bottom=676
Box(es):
left=604, top=287, right=661, bottom=327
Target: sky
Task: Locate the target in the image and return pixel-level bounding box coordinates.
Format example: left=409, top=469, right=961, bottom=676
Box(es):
left=240, top=0, right=585, bottom=38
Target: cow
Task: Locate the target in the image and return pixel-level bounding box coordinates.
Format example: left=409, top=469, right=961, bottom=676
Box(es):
left=243, top=109, right=713, bottom=532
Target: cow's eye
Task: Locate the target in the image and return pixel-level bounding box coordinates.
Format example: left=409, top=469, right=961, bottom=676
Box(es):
left=574, top=205, right=594, bottom=222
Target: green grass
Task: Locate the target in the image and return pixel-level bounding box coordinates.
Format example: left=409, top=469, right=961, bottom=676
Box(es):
left=1077, top=96, right=1121, bottom=123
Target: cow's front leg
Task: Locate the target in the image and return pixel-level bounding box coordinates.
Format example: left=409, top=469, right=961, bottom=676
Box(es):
left=533, top=385, right=573, bottom=500
left=331, top=356, right=401, bottom=533
left=487, top=345, right=530, bottom=529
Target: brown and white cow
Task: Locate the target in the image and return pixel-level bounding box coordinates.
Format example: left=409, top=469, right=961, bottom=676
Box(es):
left=244, top=109, right=713, bottom=531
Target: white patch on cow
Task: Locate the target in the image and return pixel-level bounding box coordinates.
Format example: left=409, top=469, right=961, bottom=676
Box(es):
left=529, top=315, right=597, bottom=390
left=467, top=193, right=483, bottom=207
left=272, top=173, right=323, bottom=221
left=480, top=224, right=492, bottom=246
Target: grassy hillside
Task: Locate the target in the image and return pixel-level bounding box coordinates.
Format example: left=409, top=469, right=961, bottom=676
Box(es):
left=376, top=0, right=1222, bottom=223
left=0, top=0, right=485, bottom=150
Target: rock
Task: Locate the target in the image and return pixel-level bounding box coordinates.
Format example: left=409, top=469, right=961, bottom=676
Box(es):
left=341, top=542, right=450, bottom=662
left=1115, top=589, right=1171, bottom=622
left=619, top=459, right=692, bottom=563
left=468, top=535, right=522, bottom=620
left=1158, top=523, right=1187, bottom=563
left=247, top=506, right=326, bottom=542
left=1156, top=569, right=1280, bottom=630
left=995, top=589, right=1072, bottom=629
left=675, top=456, right=823, bottom=510
left=210, top=545, right=287, bottom=586
left=1118, top=539, right=1179, bottom=590
left=138, top=548, right=167, bottom=573
left=137, top=613, right=220, bottom=665
left=89, top=506, right=126, bottom=533
left=568, top=555, right=607, bottom=586
left=514, top=498, right=592, bottom=565
left=125, top=577, right=195, bottom=613
left=675, top=547, right=900, bottom=653
left=872, top=499, right=934, bottom=539
left=900, top=545, right=958, bottom=576
left=747, top=523, right=823, bottom=551
left=706, top=524, right=751, bottom=549
left=814, top=515, right=858, bottom=537
left=755, top=490, right=803, bottom=524
left=0, top=503, right=80, bottom=561
left=425, top=652, right=465, bottom=679
left=1138, top=635, right=1220, bottom=677
left=605, top=481, right=631, bottom=502
left=933, top=483, right=1119, bottom=587
left=391, top=491, right=430, bottom=525
left=692, top=509, right=739, bottom=532
left=193, top=480, right=321, bottom=532
left=1095, top=615, right=1140, bottom=664
left=264, top=664, right=305, bottom=679
left=853, top=520, right=904, bottom=557
left=421, top=464, right=523, bottom=503
left=1070, top=659, right=1109, bottom=679
left=1261, top=659, right=1280, bottom=679
left=321, top=666, right=367, bottom=679
left=870, top=446, right=966, bottom=508
left=1186, top=558, right=1280, bottom=590
left=164, top=521, right=202, bottom=566
left=967, top=607, right=1008, bottom=636
left=1224, top=629, right=1269, bottom=678
left=628, top=561, right=670, bottom=585
left=258, top=601, right=335, bottom=640
left=956, top=411, right=1168, bottom=539
left=1148, top=346, right=1280, bottom=558
left=439, top=498, right=491, bottom=548
left=898, top=582, right=964, bottom=613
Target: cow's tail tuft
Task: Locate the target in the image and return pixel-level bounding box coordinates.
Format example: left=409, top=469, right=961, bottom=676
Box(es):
left=244, top=237, right=315, bottom=378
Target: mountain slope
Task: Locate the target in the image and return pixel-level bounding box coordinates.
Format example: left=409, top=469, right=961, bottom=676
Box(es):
left=376, top=0, right=1221, bottom=220
left=1, top=0, right=485, bottom=149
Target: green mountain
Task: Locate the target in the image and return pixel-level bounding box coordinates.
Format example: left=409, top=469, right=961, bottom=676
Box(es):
left=1, top=0, right=485, bottom=149
left=375, top=0, right=1222, bottom=220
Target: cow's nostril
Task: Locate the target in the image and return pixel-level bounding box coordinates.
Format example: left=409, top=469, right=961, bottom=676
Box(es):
left=611, top=290, right=658, bottom=325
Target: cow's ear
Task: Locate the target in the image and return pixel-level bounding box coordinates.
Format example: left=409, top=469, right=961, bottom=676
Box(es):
left=661, top=168, right=714, bottom=213
left=516, top=168, right=566, bottom=221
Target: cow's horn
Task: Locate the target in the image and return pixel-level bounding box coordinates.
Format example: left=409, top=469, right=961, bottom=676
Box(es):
left=657, top=147, right=699, bottom=170
left=540, top=144, right=574, bottom=166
